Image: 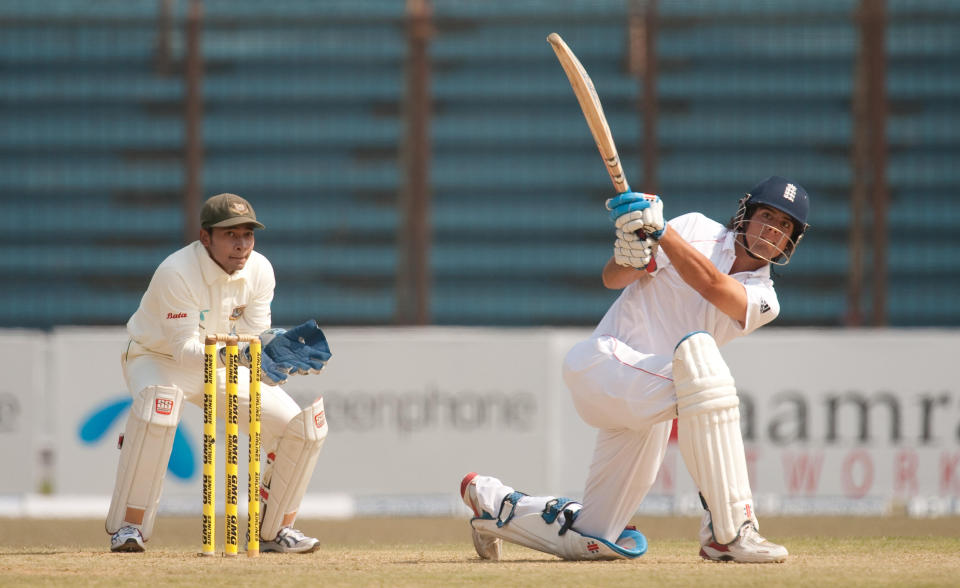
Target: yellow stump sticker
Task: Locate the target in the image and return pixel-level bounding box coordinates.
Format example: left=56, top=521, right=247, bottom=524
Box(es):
left=201, top=336, right=217, bottom=557
left=248, top=338, right=262, bottom=557
left=225, top=338, right=240, bottom=556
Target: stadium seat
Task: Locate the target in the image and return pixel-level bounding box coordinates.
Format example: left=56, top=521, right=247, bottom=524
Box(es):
left=1, top=0, right=957, bottom=328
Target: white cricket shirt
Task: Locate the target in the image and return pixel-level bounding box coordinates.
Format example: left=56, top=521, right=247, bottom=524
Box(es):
left=126, top=240, right=275, bottom=367
left=593, top=212, right=779, bottom=355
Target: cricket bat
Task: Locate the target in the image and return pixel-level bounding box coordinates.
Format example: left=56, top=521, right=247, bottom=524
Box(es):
left=547, top=32, right=630, bottom=194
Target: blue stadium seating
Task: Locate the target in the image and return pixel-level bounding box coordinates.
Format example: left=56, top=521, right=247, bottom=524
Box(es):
left=432, top=0, right=629, bottom=19
left=0, top=204, right=181, bottom=238
left=657, top=25, right=856, bottom=59
left=657, top=0, right=856, bottom=17
left=0, top=288, right=144, bottom=326
left=204, top=0, right=406, bottom=19
left=1, top=1, right=957, bottom=328
left=1, top=246, right=171, bottom=276
left=0, top=1, right=158, bottom=19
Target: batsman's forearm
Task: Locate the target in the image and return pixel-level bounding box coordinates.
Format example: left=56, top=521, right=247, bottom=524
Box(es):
left=657, top=227, right=747, bottom=322
left=602, top=256, right=649, bottom=289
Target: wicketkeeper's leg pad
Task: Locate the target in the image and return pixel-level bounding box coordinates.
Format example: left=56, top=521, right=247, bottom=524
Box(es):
left=105, top=385, right=183, bottom=541
left=470, top=492, right=647, bottom=561
left=259, top=398, right=328, bottom=540
left=673, top=331, right=755, bottom=544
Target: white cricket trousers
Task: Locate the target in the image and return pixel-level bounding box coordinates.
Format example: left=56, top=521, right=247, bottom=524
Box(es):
left=561, top=335, right=679, bottom=542
left=122, top=353, right=301, bottom=455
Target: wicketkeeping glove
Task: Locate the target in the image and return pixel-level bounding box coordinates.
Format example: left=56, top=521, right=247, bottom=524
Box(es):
left=605, top=192, right=665, bottom=240
left=261, top=319, right=332, bottom=378
left=218, top=338, right=292, bottom=386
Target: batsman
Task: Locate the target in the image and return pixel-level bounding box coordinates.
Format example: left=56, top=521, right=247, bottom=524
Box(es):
left=462, top=176, right=809, bottom=563
left=107, top=193, right=332, bottom=554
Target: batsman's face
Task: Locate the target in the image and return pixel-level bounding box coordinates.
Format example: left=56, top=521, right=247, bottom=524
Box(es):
left=201, top=224, right=256, bottom=274
left=744, top=206, right=795, bottom=261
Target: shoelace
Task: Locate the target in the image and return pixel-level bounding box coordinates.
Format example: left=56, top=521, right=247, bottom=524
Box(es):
left=740, top=525, right=770, bottom=547
left=279, top=528, right=308, bottom=543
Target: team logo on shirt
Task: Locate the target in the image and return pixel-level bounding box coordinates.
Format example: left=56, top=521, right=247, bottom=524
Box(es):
left=229, top=305, right=246, bottom=320
left=759, top=299, right=771, bottom=314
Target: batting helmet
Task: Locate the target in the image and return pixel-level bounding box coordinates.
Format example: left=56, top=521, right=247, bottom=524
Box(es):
left=733, top=176, right=810, bottom=264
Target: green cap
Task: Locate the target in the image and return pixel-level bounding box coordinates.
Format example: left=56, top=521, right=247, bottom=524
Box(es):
left=200, top=193, right=265, bottom=229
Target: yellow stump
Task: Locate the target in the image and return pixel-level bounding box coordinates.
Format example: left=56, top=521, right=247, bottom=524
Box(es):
left=201, top=336, right=217, bottom=557
left=248, top=338, right=262, bottom=557
left=200, top=333, right=262, bottom=559
left=224, top=337, right=240, bottom=557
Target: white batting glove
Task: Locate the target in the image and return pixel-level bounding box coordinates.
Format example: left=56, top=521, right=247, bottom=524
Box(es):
left=614, top=230, right=656, bottom=270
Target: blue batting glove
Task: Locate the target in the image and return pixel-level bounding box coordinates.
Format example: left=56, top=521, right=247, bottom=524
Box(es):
left=605, top=192, right=658, bottom=222
left=605, top=192, right=665, bottom=240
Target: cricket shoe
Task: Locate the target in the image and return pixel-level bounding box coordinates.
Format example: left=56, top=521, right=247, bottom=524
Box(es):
left=699, top=512, right=788, bottom=563
left=110, top=525, right=145, bottom=553
left=260, top=527, right=320, bottom=554
left=460, top=472, right=502, bottom=561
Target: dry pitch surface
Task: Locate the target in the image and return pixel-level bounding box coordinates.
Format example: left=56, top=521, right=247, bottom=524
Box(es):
left=2, top=516, right=959, bottom=587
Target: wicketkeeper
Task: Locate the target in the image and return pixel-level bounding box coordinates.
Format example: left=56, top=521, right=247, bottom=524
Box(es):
left=462, top=176, right=809, bottom=563
left=107, top=193, right=332, bottom=554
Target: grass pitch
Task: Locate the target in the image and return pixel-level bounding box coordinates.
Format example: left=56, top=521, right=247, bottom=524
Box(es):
left=1, top=516, right=958, bottom=587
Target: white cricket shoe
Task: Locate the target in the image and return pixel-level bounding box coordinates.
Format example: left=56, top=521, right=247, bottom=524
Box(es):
left=699, top=512, right=788, bottom=563
left=460, top=472, right=502, bottom=561
left=110, top=525, right=145, bottom=553
left=260, top=527, right=320, bottom=554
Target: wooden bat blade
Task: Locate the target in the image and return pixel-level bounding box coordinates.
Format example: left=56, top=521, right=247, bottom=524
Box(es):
left=547, top=32, right=629, bottom=194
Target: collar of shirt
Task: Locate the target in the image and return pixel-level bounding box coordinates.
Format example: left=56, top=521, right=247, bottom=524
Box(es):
left=720, top=228, right=771, bottom=279
left=721, top=228, right=736, bottom=254
left=712, top=227, right=737, bottom=274
left=193, top=241, right=249, bottom=286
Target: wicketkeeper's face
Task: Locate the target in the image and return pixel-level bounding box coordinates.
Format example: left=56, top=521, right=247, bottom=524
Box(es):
left=201, top=224, right=257, bottom=274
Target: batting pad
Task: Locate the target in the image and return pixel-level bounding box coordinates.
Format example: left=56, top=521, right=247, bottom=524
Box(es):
left=259, top=398, right=328, bottom=540
left=470, top=494, right=647, bottom=561
left=673, top=331, right=754, bottom=544
left=105, top=385, right=183, bottom=540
